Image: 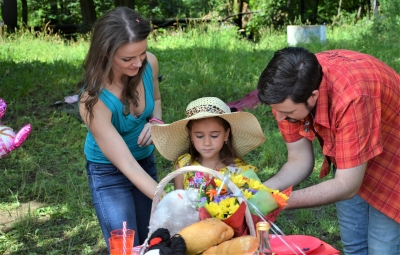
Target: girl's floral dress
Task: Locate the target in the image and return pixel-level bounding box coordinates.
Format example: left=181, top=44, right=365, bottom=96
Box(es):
left=174, top=153, right=258, bottom=190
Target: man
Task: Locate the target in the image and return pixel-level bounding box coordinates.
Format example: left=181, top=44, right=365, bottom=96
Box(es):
left=257, top=47, right=400, bottom=255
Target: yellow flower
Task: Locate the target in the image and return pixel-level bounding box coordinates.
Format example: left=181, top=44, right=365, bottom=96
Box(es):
left=227, top=203, right=239, bottom=216
left=205, top=202, right=225, bottom=220
left=247, top=178, right=264, bottom=190
left=230, top=174, right=247, bottom=188
left=219, top=197, right=239, bottom=217
left=247, top=179, right=278, bottom=193
left=214, top=179, right=225, bottom=190
left=242, top=189, right=254, bottom=199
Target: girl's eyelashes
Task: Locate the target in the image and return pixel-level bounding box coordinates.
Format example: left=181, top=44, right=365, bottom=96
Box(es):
left=195, top=135, right=219, bottom=139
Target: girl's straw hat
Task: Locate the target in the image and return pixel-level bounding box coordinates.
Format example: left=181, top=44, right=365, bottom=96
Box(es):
left=151, top=97, right=266, bottom=161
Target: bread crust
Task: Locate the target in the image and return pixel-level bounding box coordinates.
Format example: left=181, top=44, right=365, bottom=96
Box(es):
left=202, top=235, right=259, bottom=255
left=178, top=218, right=234, bottom=255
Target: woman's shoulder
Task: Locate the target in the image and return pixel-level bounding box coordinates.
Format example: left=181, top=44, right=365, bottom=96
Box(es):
left=146, top=52, right=158, bottom=70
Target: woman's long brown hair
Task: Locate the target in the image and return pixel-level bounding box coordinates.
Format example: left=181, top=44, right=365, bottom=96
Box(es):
left=77, top=7, right=151, bottom=125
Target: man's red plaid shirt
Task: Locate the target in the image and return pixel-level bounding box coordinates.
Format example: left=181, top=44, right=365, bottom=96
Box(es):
left=274, top=50, right=400, bottom=223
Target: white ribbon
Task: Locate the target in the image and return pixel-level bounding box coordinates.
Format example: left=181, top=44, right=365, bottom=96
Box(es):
left=231, top=190, right=306, bottom=255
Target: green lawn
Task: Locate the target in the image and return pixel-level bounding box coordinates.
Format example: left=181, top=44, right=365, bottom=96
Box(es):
left=0, top=19, right=399, bottom=254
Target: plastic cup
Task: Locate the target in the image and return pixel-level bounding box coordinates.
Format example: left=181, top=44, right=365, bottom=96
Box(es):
left=109, top=237, right=133, bottom=255
left=109, top=229, right=135, bottom=254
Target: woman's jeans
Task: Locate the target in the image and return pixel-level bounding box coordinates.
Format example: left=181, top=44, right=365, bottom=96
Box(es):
left=336, top=194, right=400, bottom=255
left=86, top=152, right=158, bottom=250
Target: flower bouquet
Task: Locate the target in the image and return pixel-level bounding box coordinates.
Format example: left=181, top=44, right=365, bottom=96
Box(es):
left=195, top=166, right=292, bottom=237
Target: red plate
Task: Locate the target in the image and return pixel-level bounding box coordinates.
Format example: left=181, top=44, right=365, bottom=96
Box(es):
left=270, top=235, right=321, bottom=254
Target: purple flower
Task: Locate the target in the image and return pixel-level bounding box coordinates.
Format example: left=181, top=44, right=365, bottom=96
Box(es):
left=248, top=188, right=258, bottom=194
left=214, top=192, right=234, bottom=203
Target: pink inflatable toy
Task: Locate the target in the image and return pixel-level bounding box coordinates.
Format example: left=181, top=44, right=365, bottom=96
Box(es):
left=0, top=98, right=32, bottom=158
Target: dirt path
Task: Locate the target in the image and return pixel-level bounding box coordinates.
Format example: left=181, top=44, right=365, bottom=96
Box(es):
left=0, top=200, right=46, bottom=232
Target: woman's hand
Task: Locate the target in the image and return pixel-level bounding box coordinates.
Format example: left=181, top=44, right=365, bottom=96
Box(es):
left=138, top=122, right=153, bottom=147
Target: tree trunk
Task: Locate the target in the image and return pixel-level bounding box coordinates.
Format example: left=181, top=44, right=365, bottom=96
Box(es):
left=312, top=0, right=318, bottom=24
left=21, top=0, right=28, bottom=25
left=367, top=0, right=371, bottom=19
left=50, top=0, right=58, bottom=24
left=300, top=0, right=305, bottom=22
left=79, top=0, right=97, bottom=25
left=2, top=0, right=18, bottom=31
left=337, top=0, right=342, bottom=17
left=149, top=0, right=158, bottom=19
left=371, top=0, right=379, bottom=18
left=114, top=0, right=135, bottom=9
left=233, top=0, right=243, bottom=28
left=357, top=0, right=366, bottom=20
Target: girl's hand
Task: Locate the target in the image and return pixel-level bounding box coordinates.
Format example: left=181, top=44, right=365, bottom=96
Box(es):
left=138, top=122, right=153, bottom=147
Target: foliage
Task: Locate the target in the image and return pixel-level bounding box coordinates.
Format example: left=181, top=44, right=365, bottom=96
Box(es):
left=0, top=0, right=387, bottom=34
left=1, top=16, right=400, bottom=254
left=370, top=0, right=400, bottom=38
left=244, top=0, right=290, bottom=40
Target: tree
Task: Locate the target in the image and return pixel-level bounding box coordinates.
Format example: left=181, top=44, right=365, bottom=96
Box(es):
left=149, top=0, right=158, bottom=19
left=114, top=0, right=135, bottom=9
left=233, top=0, right=244, bottom=28
left=371, top=0, right=379, bottom=17
left=79, top=0, right=96, bottom=26
left=50, top=0, right=58, bottom=24
left=2, top=0, right=18, bottom=31
left=21, top=0, right=27, bottom=25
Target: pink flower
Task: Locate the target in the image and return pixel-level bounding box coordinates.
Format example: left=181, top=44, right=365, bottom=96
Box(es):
left=195, top=172, right=204, bottom=178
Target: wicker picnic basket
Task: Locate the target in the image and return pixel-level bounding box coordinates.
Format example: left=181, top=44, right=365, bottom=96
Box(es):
left=139, top=165, right=257, bottom=254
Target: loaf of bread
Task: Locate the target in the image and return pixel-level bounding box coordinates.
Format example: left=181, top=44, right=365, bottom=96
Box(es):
left=178, top=218, right=234, bottom=255
left=202, top=235, right=259, bottom=255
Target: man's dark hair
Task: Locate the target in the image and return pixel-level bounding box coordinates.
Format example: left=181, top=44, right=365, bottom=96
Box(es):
left=257, top=47, right=323, bottom=105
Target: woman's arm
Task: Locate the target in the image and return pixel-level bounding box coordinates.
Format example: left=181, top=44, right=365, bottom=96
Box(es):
left=138, top=52, right=161, bottom=147
left=80, top=93, right=159, bottom=199
left=147, top=52, right=162, bottom=121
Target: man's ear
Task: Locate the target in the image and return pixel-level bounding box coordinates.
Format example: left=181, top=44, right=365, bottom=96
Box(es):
left=308, top=90, right=319, bottom=105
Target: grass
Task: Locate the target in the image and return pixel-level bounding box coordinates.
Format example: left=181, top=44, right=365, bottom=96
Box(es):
left=1, top=18, right=399, bottom=254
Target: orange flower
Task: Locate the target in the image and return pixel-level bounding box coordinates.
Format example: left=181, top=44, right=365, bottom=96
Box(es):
left=206, top=189, right=226, bottom=201
left=272, top=193, right=288, bottom=208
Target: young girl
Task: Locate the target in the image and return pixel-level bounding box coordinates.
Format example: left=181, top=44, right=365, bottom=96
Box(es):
left=151, top=97, right=266, bottom=189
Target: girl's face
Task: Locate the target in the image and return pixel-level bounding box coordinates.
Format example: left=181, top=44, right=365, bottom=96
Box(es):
left=189, top=118, right=230, bottom=162
left=112, top=40, right=148, bottom=79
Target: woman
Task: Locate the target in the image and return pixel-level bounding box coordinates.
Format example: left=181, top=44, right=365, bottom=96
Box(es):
left=78, top=7, right=162, bottom=249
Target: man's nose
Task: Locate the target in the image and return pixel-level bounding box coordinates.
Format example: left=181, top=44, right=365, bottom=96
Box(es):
left=275, top=111, right=287, bottom=122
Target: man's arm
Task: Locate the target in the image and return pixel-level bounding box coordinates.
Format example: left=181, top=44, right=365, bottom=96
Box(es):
left=263, top=137, right=315, bottom=191
left=285, top=162, right=367, bottom=209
